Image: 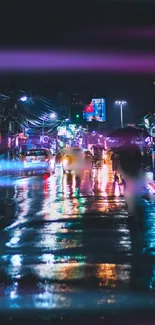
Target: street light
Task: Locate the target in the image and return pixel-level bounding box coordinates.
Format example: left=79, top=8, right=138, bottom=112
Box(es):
left=19, top=96, right=28, bottom=102
left=115, top=100, right=127, bottom=128
left=50, top=112, right=56, bottom=119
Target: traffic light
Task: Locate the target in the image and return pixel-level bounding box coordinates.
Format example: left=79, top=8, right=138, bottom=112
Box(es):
left=76, top=114, right=80, bottom=119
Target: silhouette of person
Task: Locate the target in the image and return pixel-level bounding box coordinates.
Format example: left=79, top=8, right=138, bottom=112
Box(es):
left=115, top=144, right=144, bottom=219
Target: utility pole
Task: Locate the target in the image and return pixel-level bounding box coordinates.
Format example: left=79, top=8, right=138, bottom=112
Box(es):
left=42, top=120, right=44, bottom=137
left=151, top=126, right=155, bottom=171
left=120, top=103, right=123, bottom=128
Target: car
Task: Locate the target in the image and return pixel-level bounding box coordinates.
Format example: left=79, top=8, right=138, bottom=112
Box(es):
left=23, top=148, right=55, bottom=175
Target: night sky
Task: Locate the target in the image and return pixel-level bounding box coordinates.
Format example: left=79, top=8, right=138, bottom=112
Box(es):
left=0, top=1, right=155, bottom=128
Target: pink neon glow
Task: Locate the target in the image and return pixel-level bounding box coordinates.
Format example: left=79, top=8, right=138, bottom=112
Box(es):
left=88, top=27, right=155, bottom=40
left=0, top=50, right=155, bottom=73
left=112, top=27, right=155, bottom=39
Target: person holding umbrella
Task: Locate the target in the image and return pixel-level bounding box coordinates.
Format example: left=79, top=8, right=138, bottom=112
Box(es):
left=114, top=143, right=144, bottom=219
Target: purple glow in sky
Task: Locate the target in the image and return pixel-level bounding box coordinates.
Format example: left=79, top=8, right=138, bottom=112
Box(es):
left=0, top=50, right=155, bottom=74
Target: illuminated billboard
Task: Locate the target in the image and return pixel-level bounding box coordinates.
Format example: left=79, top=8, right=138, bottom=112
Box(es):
left=57, top=124, right=76, bottom=138
left=83, top=98, right=106, bottom=122
left=57, top=126, right=67, bottom=137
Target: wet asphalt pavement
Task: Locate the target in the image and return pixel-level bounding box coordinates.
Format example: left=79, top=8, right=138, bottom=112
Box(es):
left=0, top=162, right=155, bottom=324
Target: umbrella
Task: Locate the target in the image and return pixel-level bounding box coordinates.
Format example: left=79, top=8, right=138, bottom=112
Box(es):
left=107, top=126, right=149, bottom=139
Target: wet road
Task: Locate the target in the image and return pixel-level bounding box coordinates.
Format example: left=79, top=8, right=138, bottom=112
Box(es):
left=0, top=163, right=155, bottom=322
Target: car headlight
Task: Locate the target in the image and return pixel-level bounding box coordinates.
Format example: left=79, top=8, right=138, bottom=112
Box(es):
left=63, top=159, right=68, bottom=166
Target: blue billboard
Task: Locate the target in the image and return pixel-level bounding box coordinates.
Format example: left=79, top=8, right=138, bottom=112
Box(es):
left=83, top=98, right=106, bottom=122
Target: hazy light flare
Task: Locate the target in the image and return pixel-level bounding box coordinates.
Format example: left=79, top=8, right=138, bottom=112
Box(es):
left=0, top=50, right=155, bottom=74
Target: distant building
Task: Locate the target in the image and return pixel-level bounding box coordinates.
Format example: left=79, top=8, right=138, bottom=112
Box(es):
left=56, top=92, right=83, bottom=120
left=57, top=92, right=68, bottom=106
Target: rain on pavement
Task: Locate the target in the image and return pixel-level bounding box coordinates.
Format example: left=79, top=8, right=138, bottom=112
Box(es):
left=0, top=157, right=155, bottom=317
